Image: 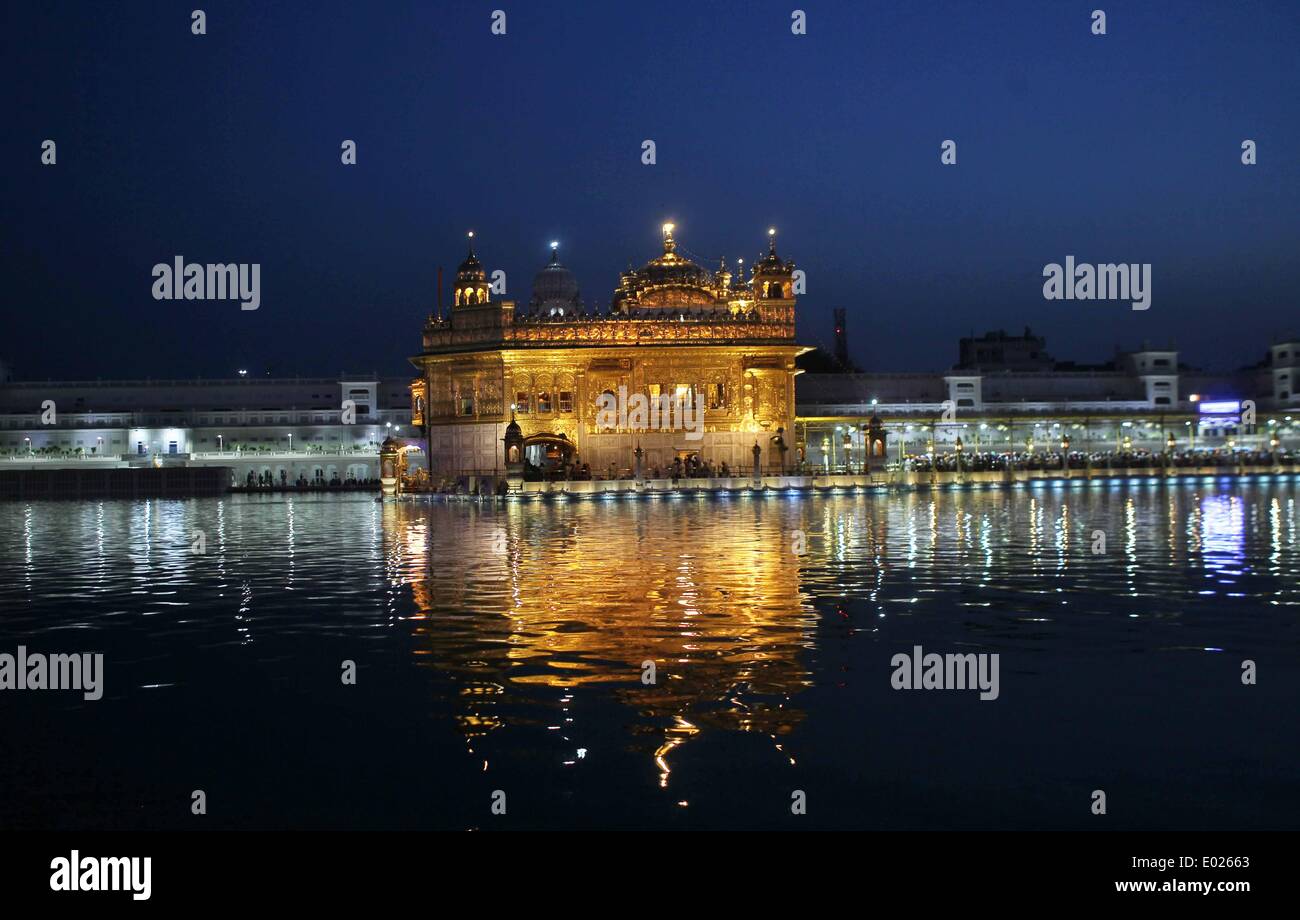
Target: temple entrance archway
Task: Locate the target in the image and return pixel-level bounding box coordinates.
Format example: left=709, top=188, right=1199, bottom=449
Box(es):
left=522, top=434, right=576, bottom=474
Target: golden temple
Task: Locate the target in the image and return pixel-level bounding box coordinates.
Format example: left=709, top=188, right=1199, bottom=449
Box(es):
left=409, top=224, right=809, bottom=480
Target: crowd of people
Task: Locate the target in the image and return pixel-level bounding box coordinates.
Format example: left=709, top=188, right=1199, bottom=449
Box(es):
left=237, top=470, right=381, bottom=490
left=523, top=453, right=743, bottom=483
left=413, top=446, right=1296, bottom=495
left=905, top=448, right=1295, bottom=473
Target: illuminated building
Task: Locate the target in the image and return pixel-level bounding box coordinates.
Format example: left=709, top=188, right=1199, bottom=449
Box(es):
left=0, top=376, right=410, bottom=484
left=798, top=330, right=1300, bottom=468
left=409, top=225, right=808, bottom=478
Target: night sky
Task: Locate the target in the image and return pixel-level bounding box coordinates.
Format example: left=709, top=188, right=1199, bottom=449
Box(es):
left=3, top=0, right=1298, bottom=381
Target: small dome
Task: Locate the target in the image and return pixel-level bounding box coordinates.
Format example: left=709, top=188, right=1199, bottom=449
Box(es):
left=754, top=234, right=792, bottom=275
left=529, top=248, right=582, bottom=316
left=456, top=237, right=486, bottom=284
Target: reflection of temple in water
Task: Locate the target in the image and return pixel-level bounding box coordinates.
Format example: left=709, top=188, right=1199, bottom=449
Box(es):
left=373, top=481, right=1296, bottom=803
left=380, top=498, right=835, bottom=784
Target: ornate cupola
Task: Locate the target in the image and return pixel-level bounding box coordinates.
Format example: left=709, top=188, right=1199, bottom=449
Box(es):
left=529, top=242, right=583, bottom=317
left=731, top=257, right=752, bottom=303
left=714, top=257, right=732, bottom=291
left=611, top=222, right=720, bottom=314
left=454, top=231, right=491, bottom=307
left=751, top=228, right=794, bottom=300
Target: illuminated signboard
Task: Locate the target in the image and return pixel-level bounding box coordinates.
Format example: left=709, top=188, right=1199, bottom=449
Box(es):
left=1198, top=400, right=1241, bottom=415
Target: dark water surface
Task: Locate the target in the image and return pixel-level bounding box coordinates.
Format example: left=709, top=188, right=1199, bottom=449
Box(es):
left=1, top=480, right=1296, bottom=830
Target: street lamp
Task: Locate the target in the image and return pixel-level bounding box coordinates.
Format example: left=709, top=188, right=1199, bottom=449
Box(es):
left=287, top=433, right=293, bottom=452
left=217, top=434, right=223, bottom=453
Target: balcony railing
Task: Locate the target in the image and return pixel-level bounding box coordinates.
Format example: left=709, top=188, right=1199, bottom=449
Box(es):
left=190, top=447, right=380, bottom=459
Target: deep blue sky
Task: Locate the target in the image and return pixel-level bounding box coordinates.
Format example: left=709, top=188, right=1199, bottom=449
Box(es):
left=2, top=0, right=1298, bottom=380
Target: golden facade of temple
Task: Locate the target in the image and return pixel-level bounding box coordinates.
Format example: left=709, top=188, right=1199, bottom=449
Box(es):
left=410, top=225, right=809, bottom=477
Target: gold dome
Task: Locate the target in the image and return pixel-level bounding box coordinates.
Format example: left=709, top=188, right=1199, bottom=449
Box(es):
left=613, top=224, right=723, bottom=313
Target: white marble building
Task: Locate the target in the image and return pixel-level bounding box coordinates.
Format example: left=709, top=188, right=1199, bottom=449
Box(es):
left=798, top=336, right=1300, bottom=469
left=0, top=375, right=418, bottom=485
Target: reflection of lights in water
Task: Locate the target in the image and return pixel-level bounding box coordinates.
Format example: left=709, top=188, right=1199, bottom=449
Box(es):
left=23, top=505, right=33, bottom=588
left=1054, top=504, right=1069, bottom=572
left=1200, top=494, right=1246, bottom=586
left=375, top=484, right=1296, bottom=801
left=394, top=498, right=817, bottom=785
left=654, top=716, right=699, bottom=788
left=1269, top=497, right=1285, bottom=572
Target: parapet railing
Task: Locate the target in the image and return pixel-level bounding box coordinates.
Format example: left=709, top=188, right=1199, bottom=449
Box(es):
left=189, top=448, right=380, bottom=459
